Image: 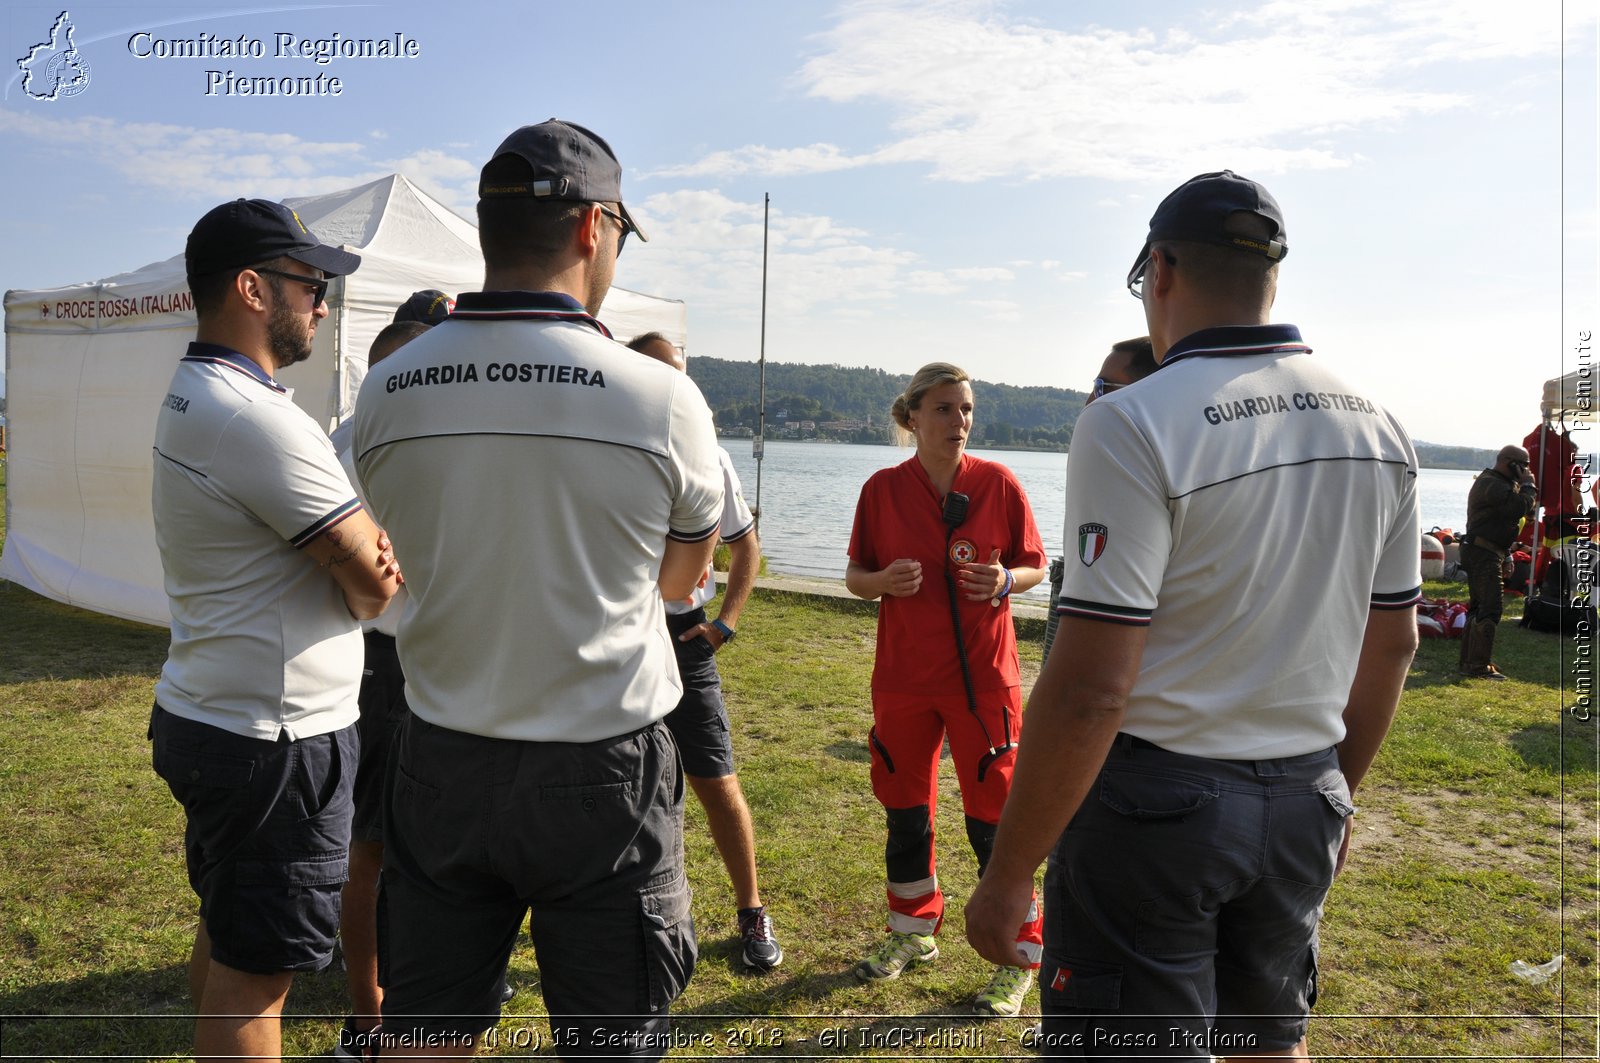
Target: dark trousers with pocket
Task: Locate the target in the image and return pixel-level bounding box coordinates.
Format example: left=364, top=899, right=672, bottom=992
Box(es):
left=1038, top=736, right=1350, bottom=1060
left=378, top=711, right=695, bottom=1059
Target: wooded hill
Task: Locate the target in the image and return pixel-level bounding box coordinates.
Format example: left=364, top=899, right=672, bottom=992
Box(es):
left=685, top=356, right=1495, bottom=468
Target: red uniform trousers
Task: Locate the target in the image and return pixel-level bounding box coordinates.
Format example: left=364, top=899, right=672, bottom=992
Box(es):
left=869, top=687, right=1043, bottom=967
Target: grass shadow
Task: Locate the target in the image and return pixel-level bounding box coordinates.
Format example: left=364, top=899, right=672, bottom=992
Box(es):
left=1510, top=717, right=1600, bottom=774
left=0, top=584, right=168, bottom=682
left=0, top=963, right=193, bottom=1059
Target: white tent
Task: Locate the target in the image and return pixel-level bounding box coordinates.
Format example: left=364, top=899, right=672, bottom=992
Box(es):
left=1, top=174, right=688, bottom=626
left=1541, top=367, right=1596, bottom=427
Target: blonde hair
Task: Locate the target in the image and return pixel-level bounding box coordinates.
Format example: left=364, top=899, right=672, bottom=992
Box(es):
left=891, top=362, right=972, bottom=445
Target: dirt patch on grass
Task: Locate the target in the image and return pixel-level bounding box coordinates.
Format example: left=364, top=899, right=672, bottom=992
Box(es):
left=1352, top=788, right=1577, bottom=881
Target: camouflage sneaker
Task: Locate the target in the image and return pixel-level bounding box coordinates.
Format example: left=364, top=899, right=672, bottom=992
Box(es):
left=853, top=930, right=938, bottom=981
left=973, top=964, right=1033, bottom=1017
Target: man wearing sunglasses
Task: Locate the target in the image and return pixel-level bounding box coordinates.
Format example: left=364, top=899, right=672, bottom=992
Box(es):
left=1459, top=445, right=1538, bottom=680
left=150, top=198, right=402, bottom=1063
left=1085, top=336, right=1157, bottom=408
left=353, top=120, right=722, bottom=1060
left=969, top=171, right=1421, bottom=1059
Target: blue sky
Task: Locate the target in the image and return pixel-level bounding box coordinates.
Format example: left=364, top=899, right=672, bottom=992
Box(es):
left=2, top=0, right=1595, bottom=450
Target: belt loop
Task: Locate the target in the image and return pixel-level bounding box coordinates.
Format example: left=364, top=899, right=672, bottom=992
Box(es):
left=1252, top=757, right=1288, bottom=778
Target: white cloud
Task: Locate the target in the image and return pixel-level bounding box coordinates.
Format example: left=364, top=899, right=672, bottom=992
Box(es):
left=0, top=109, right=477, bottom=204
left=649, top=142, right=877, bottom=180
left=619, top=189, right=965, bottom=325
left=949, top=266, right=1016, bottom=283
left=665, top=0, right=1570, bottom=183
left=965, top=297, right=1022, bottom=321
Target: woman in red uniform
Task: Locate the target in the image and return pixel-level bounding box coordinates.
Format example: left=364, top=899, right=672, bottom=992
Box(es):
left=846, top=361, right=1047, bottom=1017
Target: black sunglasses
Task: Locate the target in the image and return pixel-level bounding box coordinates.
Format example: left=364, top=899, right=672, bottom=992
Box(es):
left=596, top=204, right=630, bottom=256
left=256, top=268, right=330, bottom=307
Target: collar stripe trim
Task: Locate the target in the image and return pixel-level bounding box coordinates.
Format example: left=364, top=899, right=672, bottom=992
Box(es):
left=1163, top=341, right=1311, bottom=367
left=447, top=308, right=612, bottom=338
left=180, top=355, right=288, bottom=394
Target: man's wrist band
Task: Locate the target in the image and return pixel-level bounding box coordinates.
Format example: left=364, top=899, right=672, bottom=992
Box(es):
left=711, top=618, right=737, bottom=643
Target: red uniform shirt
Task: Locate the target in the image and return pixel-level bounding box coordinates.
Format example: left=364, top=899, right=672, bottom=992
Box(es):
left=848, top=454, right=1045, bottom=696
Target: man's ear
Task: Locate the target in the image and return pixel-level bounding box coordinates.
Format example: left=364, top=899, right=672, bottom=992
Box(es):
left=235, top=268, right=270, bottom=312
left=1147, top=247, right=1175, bottom=300
left=574, top=203, right=605, bottom=260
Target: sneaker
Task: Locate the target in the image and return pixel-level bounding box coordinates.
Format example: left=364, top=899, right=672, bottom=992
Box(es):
left=853, top=930, right=938, bottom=981
left=334, top=1017, right=381, bottom=1060
left=738, top=907, right=784, bottom=971
left=973, top=964, right=1033, bottom=1017
left=500, top=979, right=516, bottom=1004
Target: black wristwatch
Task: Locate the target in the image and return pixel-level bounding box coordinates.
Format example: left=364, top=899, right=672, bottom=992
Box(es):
left=710, top=618, right=737, bottom=644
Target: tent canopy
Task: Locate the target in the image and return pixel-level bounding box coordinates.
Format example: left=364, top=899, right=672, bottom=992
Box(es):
left=1541, top=368, right=1596, bottom=426
left=1, top=175, right=688, bottom=625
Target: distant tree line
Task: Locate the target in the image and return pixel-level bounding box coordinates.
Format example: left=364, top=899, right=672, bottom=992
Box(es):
left=688, top=357, right=1087, bottom=451
left=684, top=356, right=1500, bottom=467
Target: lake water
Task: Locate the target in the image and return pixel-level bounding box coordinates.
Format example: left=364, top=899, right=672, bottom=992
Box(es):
left=722, top=440, right=1479, bottom=600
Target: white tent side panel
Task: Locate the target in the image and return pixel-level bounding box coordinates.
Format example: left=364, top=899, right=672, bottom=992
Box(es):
left=2, top=174, right=689, bottom=627
left=1, top=300, right=184, bottom=625
left=1542, top=368, right=1597, bottom=426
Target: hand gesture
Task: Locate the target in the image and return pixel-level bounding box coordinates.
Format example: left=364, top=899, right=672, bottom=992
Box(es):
left=881, top=558, right=923, bottom=598
left=957, top=548, right=1006, bottom=601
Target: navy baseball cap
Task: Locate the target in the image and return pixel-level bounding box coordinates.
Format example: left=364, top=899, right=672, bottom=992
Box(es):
left=393, top=289, right=455, bottom=325
left=1126, top=170, right=1287, bottom=292
left=478, top=119, right=647, bottom=242
left=186, top=198, right=361, bottom=282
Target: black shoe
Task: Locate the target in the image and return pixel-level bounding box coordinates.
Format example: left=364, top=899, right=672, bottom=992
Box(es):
left=1460, top=665, right=1509, bottom=681
left=738, top=906, right=784, bottom=971
left=334, top=1017, right=381, bottom=1060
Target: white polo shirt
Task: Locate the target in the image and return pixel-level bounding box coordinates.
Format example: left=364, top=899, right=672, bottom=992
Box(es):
left=331, top=417, right=407, bottom=638
left=667, top=447, right=755, bottom=616
left=352, top=291, right=723, bottom=743
left=152, top=344, right=365, bottom=741
left=1058, top=325, right=1422, bottom=759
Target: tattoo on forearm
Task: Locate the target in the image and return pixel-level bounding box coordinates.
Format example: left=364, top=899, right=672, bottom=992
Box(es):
left=319, top=528, right=366, bottom=569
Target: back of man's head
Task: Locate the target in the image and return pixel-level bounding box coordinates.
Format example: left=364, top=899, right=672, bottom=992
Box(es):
left=1108, top=336, right=1158, bottom=383
left=369, top=320, right=431, bottom=368
left=626, top=331, right=685, bottom=372
left=476, top=120, right=644, bottom=274
left=1130, top=170, right=1287, bottom=315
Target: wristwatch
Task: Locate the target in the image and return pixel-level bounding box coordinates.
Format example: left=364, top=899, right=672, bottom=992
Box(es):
left=710, top=618, right=737, bottom=644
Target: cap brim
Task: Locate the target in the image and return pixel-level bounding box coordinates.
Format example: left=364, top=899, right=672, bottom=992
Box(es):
left=619, top=202, right=648, bottom=243
left=1125, top=240, right=1152, bottom=290
left=289, top=243, right=363, bottom=277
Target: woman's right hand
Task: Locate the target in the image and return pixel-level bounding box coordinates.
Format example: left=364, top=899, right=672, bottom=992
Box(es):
left=881, top=558, right=923, bottom=598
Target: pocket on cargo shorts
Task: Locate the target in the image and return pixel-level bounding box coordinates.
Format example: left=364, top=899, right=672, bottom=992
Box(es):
left=639, top=872, right=697, bottom=1013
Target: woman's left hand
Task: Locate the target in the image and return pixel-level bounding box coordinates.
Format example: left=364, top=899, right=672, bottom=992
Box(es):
left=956, top=548, right=1007, bottom=601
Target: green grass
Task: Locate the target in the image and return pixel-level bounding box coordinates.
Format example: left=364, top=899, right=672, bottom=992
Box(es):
left=1, top=498, right=1596, bottom=1057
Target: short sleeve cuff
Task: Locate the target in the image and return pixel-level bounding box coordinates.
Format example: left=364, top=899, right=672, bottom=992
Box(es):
left=1371, top=587, right=1423, bottom=610
left=667, top=521, right=719, bottom=545
left=1056, top=597, right=1153, bottom=627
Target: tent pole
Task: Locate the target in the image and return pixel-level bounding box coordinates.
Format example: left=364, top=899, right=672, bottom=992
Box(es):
left=755, top=193, right=768, bottom=535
